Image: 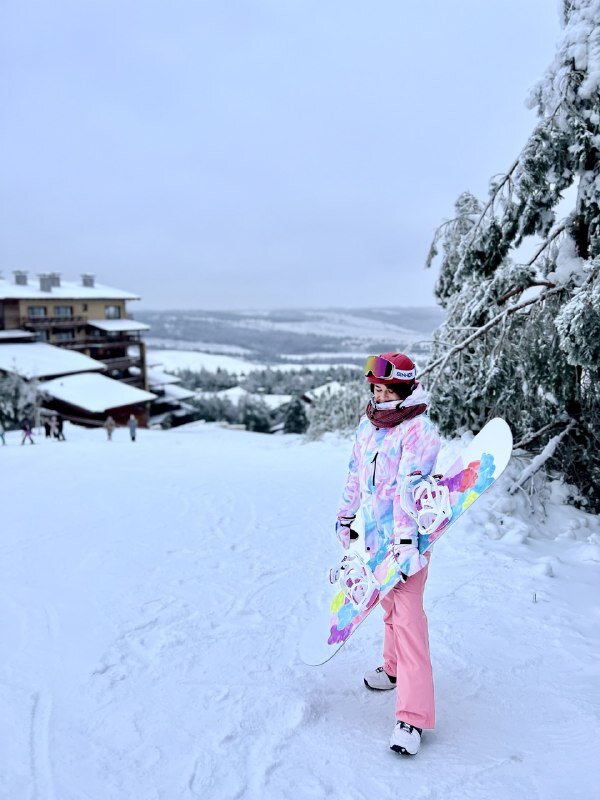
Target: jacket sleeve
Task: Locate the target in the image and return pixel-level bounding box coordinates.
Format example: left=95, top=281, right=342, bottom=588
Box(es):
left=392, top=417, right=441, bottom=578
left=337, top=429, right=362, bottom=525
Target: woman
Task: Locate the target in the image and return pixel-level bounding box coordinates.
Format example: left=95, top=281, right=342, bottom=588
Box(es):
left=336, top=352, right=440, bottom=755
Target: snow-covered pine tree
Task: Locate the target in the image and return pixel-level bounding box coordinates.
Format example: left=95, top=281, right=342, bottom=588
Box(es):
left=424, top=0, right=600, bottom=509
left=306, top=380, right=368, bottom=440
left=283, top=397, right=309, bottom=434
left=0, top=371, right=38, bottom=428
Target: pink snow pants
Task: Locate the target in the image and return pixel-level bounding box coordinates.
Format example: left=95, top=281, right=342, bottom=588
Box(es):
left=381, top=555, right=435, bottom=729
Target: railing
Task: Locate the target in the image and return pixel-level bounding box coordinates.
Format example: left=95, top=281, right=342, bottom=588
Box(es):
left=60, top=337, right=142, bottom=350
left=21, top=315, right=88, bottom=328
left=101, top=356, right=140, bottom=370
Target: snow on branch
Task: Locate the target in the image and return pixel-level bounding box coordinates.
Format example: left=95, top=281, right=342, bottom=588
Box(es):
left=513, top=418, right=568, bottom=450
left=509, top=419, right=576, bottom=495
left=420, top=285, right=566, bottom=386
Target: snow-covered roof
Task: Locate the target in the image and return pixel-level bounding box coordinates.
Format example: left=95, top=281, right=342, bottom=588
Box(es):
left=200, top=385, right=292, bottom=410
left=0, top=276, right=140, bottom=301
left=0, top=329, right=36, bottom=340
left=217, top=386, right=250, bottom=402
left=88, top=319, right=150, bottom=333
left=303, top=380, right=344, bottom=402
left=161, top=383, right=196, bottom=401
left=255, top=393, right=293, bottom=411
left=144, top=367, right=182, bottom=386
left=40, top=372, right=157, bottom=412
left=0, top=342, right=105, bottom=379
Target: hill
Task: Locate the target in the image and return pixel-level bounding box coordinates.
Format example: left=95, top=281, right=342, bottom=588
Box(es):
left=1, top=422, right=598, bottom=798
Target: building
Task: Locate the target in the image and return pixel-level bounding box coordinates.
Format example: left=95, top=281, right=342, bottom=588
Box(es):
left=0, top=270, right=149, bottom=389
left=0, top=271, right=158, bottom=426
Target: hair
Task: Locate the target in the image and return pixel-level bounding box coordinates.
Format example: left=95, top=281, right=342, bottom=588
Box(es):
left=370, top=382, right=415, bottom=401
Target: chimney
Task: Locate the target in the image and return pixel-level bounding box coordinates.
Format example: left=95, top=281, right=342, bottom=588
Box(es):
left=49, top=272, right=61, bottom=287
left=81, top=273, right=95, bottom=288
left=13, top=270, right=28, bottom=286
left=38, top=273, right=53, bottom=292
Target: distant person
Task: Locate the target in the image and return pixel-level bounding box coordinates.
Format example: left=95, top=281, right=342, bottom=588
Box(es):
left=43, top=418, right=52, bottom=438
left=128, top=414, right=138, bottom=442
left=20, top=419, right=35, bottom=445
left=49, top=415, right=59, bottom=439
left=0, top=421, right=6, bottom=445
left=56, top=414, right=66, bottom=441
left=104, top=415, right=116, bottom=441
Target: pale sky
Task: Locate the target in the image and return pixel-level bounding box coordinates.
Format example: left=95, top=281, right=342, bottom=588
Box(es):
left=0, top=1, right=560, bottom=310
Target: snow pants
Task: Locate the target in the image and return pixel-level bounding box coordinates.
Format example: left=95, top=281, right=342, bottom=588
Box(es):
left=381, top=555, right=435, bottom=729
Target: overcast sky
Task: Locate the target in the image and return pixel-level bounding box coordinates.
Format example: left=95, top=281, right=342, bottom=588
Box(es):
left=0, top=1, right=560, bottom=310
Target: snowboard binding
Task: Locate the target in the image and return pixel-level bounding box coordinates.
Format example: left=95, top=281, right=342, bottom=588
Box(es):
left=328, top=552, right=380, bottom=612
left=400, top=472, right=452, bottom=537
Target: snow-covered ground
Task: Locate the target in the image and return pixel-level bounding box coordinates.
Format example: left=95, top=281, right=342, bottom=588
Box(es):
left=147, top=348, right=359, bottom=375
left=1, top=423, right=599, bottom=799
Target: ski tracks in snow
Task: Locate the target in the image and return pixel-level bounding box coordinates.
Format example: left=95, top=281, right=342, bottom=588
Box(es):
left=28, top=690, right=55, bottom=800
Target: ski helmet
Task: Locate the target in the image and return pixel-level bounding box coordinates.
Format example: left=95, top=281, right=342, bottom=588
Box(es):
left=364, top=352, right=417, bottom=386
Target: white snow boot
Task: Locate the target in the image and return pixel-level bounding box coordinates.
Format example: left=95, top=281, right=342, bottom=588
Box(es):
left=390, top=720, right=422, bottom=755
left=363, top=666, right=397, bottom=691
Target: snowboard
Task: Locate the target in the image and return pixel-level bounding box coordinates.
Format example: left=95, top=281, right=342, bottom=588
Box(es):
left=299, top=417, right=513, bottom=666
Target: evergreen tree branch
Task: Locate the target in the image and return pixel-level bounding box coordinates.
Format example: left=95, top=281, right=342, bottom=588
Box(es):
left=509, top=419, right=576, bottom=495
left=420, top=285, right=566, bottom=385
left=513, top=418, right=567, bottom=449
left=497, top=281, right=557, bottom=305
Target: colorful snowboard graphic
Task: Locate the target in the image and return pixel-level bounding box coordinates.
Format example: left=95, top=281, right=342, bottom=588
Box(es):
left=299, top=417, right=513, bottom=666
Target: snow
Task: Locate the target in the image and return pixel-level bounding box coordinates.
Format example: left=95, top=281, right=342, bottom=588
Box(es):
left=303, top=380, right=345, bottom=401
left=148, top=350, right=258, bottom=375
left=142, top=367, right=183, bottom=387
left=0, top=422, right=598, bottom=798
left=546, top=237, right=586, bottom=284
left=0, top=342, right=105, bottom=379
left=88, top=319, right=150, bottom=332
left=148, top=349, right=359, bottom=375
left=40, top=372, right=157, bottom=412
left=160, top=383, right=196, bottom=401
left=0, top=277, right=139, bottom=301
left=198, top=385, right=294, bottom=411
left=210, top=310, right=423, bottom=342
left=0, top=330, right=36, bottom=340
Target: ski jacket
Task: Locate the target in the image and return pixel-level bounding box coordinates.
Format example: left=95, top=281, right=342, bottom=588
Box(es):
left=337, top=386, right=441, bottom=578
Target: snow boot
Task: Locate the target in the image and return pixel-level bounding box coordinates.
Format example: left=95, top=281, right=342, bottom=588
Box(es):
left=390, top=720, right=422, bottom=755
left=363, top=666, right=397, bottom=691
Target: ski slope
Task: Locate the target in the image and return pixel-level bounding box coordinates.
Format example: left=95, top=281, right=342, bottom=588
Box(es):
left=1, top=423, right=599, bottom=799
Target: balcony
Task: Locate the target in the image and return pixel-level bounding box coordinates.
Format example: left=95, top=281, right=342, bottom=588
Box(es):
left=101, top=355, right=140, bottom=371
left=21, top=315, right=88, bottom=329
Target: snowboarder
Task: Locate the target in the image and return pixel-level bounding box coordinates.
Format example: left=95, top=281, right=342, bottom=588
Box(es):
left=20, top=419, right=35, bottom=445
left=128, top=414, right=138, bottom=442
left=336, top=353, right=440, bottom=756
left=104, top=415, right=116, bottom=441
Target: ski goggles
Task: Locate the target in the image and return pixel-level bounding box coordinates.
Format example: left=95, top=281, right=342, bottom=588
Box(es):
left=364, top=356, right=416, bottom=381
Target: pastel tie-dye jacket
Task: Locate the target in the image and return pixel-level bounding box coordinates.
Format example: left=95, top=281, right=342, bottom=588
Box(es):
left=337, top=386, right=441, bottom=578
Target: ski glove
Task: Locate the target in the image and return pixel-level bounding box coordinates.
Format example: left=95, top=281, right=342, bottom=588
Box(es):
left=392, top=540, right=420, bottom=583
left=336, top=517, right=357, bottom=550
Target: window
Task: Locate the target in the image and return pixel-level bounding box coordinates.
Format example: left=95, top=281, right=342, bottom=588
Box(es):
left=27, top=306, right=47, bottom=317
left=54, top=329, right=75, bottom=341
left=105, top=305, right=121, bottom=319
left=54, top=305, right=73, bottom=317
left=81, top=303, right=88, bottom=312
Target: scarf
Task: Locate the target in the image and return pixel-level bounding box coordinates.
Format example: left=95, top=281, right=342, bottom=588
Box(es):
left=365, top=383, right=428, bottom=429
